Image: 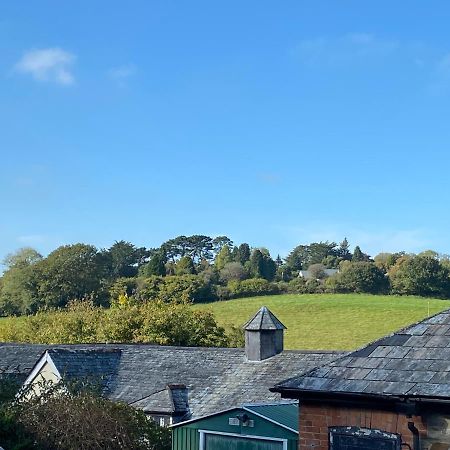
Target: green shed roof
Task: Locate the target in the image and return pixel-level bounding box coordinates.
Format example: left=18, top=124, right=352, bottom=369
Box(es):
left=243, top=403, right=298, bottom=433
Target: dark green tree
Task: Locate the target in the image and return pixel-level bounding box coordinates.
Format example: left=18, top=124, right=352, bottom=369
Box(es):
left=212, top=236, right=233, bottom=255
left=352, top=246, right=371, bottom=262
left=275, top=254, right=283, bottom=267
left=35, top=244, right=107, bottom=308
left=104, top=241, right=149, bottom=279
left=139, top=252, right=167, bottom=277
left=235, top=243, right=251, bottom=265
left=337, top=238, right=352, bottom=260
left=249, top=249, right=265, bottom=278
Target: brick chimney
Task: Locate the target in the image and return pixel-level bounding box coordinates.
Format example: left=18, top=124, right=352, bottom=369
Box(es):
left=243, top=306, right=286, bottom=361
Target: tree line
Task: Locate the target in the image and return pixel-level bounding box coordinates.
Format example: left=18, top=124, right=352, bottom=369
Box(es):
left=1, top=236, right=450, bottom=317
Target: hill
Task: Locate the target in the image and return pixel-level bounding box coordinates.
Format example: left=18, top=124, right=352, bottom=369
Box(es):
left=194, top=293, right=449, bottom=350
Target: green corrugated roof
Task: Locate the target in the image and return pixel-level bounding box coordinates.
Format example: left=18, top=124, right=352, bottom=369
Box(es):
left=243, top=403, right=298, bottom=432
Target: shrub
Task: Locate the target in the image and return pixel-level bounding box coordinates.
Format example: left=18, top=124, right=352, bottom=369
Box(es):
left=16, top=384, right=171, bottom=450
left=329, top=262, right=389, bottom=294
left=227, top=278, right=279, bottom=298
left=136, top=275, right=215, bottom=303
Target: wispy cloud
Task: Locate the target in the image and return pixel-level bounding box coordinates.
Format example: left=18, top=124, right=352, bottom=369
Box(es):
left=108, top=64, right=137, bottom=86
left=15, top=48, right=76, bottom=85
left=292, top=33, right=399, bottom=66
left=17, top=235, right=48, bottom=245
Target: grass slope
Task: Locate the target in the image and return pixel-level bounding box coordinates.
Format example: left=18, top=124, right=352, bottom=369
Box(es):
left=194, top=294, right=449, bottom=350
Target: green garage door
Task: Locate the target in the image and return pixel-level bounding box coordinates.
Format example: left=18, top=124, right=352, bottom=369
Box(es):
left=204, top=434, right=283, bottom=450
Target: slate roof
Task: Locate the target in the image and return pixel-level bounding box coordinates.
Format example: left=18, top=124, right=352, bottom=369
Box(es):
left=244, top=306, right=286, bottom=330
left=0, top=342, right=343, bottom=418
left=47, top=349, right=121, bottom=391
left=274, top=309, right=450, bottom=401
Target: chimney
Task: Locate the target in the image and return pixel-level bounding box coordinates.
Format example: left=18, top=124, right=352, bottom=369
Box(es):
left=243, top=306, right=286, bottom=361
left=167, top=384, right=189, bottom=421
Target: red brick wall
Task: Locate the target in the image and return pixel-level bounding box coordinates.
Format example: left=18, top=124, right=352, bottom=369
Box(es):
left=299, top=403, right=426, bottom=450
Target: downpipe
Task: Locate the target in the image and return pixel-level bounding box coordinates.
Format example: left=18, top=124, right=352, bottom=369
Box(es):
left=407, top=421, right=420, bottom=450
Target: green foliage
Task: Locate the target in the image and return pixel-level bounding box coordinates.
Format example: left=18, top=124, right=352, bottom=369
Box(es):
left=34, top=244, right=108, bottom=308
left=389, top=256, right=450, bottom=298
left=228, top=278, right=279, bottom=298
left=0, top=265, right=39, bottom=315
left=109, top=277, right=139, bottom=300
left=234, top=243, right=251, bottom=265
left=328, top=262, right=389, bottom=294
left=137, top=275, right=213, bottom=303
left=219, top=262, right=247, bottom=283
left=174, top=256, right=196, bottom=275
left=2, top=247, right=43, bottom=270
left=104, top=240, right=149, bottom=279
left=0, top=300, right=229, bottom=348
left=214, top=245, right=233, bottom=270
left=285, top=241, right=338, bottom=270
left=139, top=252, right=167, bottom=277
left=352, top=245, right=371, bottom=262
left=10, top=383, right=171, bottom=450
left=308, top=263, right=327, bottom=280
left=135, top=302, right=229, bottom=346
left=161, top=235, right=214, bottom=263
left=249, top=249, right=276, bottom=281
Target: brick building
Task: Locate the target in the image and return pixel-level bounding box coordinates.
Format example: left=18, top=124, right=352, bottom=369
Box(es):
left=273, top=310, right=450, bottom=450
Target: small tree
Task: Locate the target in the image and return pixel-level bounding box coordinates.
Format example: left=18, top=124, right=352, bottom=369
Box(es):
left=174, top=256, right=196, bottom=275
left=308, top=263, right=327, bottom=280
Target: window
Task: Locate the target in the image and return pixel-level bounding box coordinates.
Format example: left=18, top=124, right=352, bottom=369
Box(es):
left=329, top=426, right=401, bottom=450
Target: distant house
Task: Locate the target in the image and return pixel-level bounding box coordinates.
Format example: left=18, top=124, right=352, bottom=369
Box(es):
left=172, top=401, right=299, bottom=450
left=2, top=307, right=343, bottom=425
left=298, top=268, right=338, bottom=280
left=273, top=309, right=450, bottom=450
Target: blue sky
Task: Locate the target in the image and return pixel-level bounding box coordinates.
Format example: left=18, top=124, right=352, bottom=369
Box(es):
left=1, top=1, right=450, bottom=264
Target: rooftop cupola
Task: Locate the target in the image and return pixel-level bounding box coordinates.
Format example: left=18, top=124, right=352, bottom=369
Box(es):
left=243, top=306, right=286, bottom=362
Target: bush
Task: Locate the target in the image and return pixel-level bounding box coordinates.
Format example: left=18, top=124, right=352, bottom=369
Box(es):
left=389, top=256, right=450, bottom=298
left=0, top=300, right=229, bottom=348
left=328, top=262, right=389, bottom=294
left=227, top=278, right=279, bottom=298
left=14, top=383, right=171, bottom=450
left=136, top=275, right=215, bottom=303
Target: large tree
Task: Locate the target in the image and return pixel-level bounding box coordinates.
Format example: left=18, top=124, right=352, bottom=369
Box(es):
left=331, top=262, right=389, bottom=294
left=104, top=241, right=150, bottom=279
left=0, top=248, right=42, bottom=315
left=35, top=244, right=107, bottom=308
left=389, top=256, right=450, bottom=298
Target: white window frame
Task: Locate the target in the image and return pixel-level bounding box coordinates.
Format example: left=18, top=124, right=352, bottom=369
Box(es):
left=198, top=429, right=288, bottom=450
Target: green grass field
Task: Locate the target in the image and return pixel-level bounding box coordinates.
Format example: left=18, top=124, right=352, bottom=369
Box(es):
left=194, top=294, right=450, bottom=350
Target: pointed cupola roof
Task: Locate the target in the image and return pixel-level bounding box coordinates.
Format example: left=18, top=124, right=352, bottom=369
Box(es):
left=243, top=306, right=286, bottom=331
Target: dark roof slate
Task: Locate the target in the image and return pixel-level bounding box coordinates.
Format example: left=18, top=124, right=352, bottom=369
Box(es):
left=274, top=309, right=450, bottom=400
left=0, top=343, right=342, bottom=418
left=243, top=306, right=286, bottom=331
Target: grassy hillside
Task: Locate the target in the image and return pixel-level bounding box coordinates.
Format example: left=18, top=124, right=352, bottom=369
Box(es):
left=194, top=293, right=449, bottom=350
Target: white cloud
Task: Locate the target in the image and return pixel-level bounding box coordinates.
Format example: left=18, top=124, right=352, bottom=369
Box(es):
left=292, top=33, right=399, bottom=66
left=108, top=64, right=137, bottom=86
left=15, top=48, right=76, bottom=85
